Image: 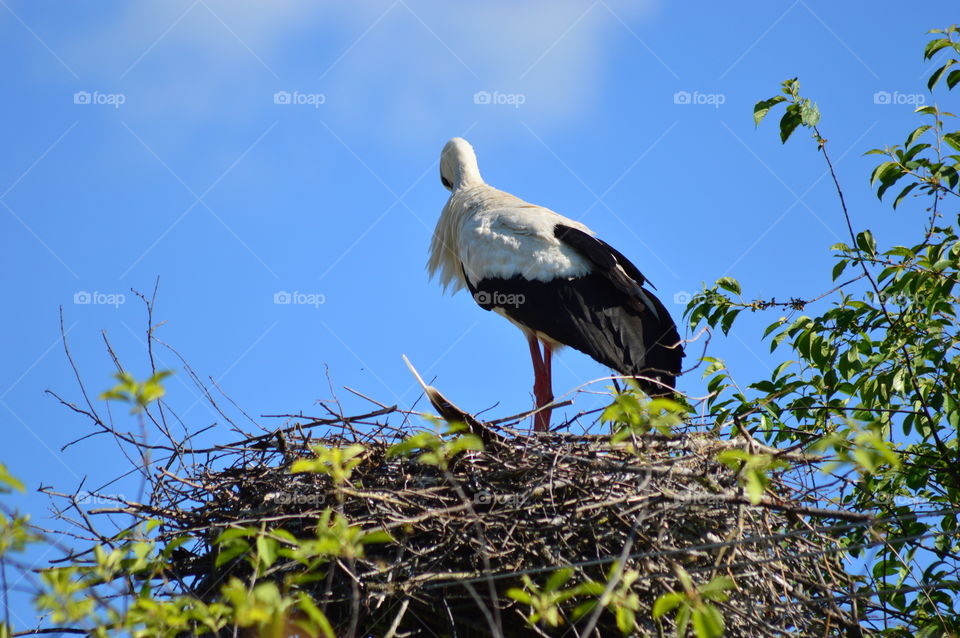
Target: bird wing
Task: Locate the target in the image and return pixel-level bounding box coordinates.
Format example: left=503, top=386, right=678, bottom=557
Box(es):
left=467, top=222, right=683, bottom=394
left=456, top=196, right=593, bottom=285
left=553, top=225, right=664, bottom=320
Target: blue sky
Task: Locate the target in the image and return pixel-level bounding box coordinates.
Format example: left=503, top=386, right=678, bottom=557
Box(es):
left=1, top=0, right=957, bottom=628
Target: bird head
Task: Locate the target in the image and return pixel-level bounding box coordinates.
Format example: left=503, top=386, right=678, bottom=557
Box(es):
left=440, top=137, right=483, bottom=192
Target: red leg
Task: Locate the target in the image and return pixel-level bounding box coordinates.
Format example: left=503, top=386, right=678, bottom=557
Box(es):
left=527, top=334, right=545, bottom=431
left=535, top=341, right=554, bottom=432
left=528, top=334, right=553, bottom=432
left=527, top=333, right=544, bottom=378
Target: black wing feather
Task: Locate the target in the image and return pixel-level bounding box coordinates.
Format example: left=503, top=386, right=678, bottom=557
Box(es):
left=467, top=224, right=684, bottom=396
left=554, top=225, right=653, bottom=288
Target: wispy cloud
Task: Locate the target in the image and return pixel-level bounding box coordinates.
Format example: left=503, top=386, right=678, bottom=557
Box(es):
left=58, top=0, right=660, bottom=141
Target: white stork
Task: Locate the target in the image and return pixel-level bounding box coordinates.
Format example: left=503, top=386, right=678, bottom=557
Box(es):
left=428, top=138, right=684, bottom=431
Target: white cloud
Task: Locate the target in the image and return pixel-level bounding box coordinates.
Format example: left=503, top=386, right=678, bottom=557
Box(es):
left=63, top=0, right=660, bottom=142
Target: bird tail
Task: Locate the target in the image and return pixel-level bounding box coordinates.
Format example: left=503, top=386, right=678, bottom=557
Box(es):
left=628, top=289, right=684, bottom=398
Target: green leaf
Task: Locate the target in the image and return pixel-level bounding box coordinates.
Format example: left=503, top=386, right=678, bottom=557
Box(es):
left=616, top=606, right=636, bottom=633
left=256, top=536, right=277, bottom=568
left=545, top=567, right=573, bottom=592
left=290, top=458, right=319, bottom=474
left=905, top=124, right=932, bottom=147
left=745, top=470, right=765, bottom=504
left=762, top=318, right=786, bottom=339
left=720, top=309, right=742, bottom=335
left=216, top=527, right=257, bottom=543
left=800, top=99, right=820, bottom=126
left=700, top=576, right=735, bottom=599
left=927, top=61, right=955, bottom=91
left=870, top=161, right=899, bottom=186
left=877, top=171, right=907, bottom=200
left=887, top=246, right=915, bottom=258
left=893, top=182, right=918, bottom=209
left=924, top=37, right=954, bottom=60
left=676, top=604, right=691, bottom=637
left=856, top=230, right=877, bottom=256
left=944, top=132, right=960, bottom=153
left=692, top=604, right=725, bottom=638
left=716, top=277, right=741, bottom=295
left=652, top=592, right=684, bottom=618
left=214, top=541, right=250, bottom=567
left=0, top=464, right=25, bottom=493
left=832, top=259, right=848, bottom=281
left=716, top=449, right=749, bottom=467
left=359, top=530, right=394, bottom=545
left=902, top=142, right=931, bottom=162
left=753, top=95, right=787, bottom=126
left=779, top=105, right=803, bottom=143
left=947, top=68, right=960, bottom=89
left=447, top=434, right=484, bottom=456
left=296, top=593, right=336, bottom=638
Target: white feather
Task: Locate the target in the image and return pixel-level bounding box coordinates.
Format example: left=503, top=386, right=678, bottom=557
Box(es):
left=428, top=138, right=594, bottom=292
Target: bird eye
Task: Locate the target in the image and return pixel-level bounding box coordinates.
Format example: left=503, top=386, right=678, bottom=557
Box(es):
left=441, top=176, right=452, bottom=189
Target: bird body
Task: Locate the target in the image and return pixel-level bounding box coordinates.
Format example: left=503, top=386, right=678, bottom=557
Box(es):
left=428, top=138, right=683, bottom=430
left=430, top=185, right=593, bottom=289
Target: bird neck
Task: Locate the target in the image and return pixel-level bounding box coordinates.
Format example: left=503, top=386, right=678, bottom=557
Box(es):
left=455, top=164, right=484, bottom=190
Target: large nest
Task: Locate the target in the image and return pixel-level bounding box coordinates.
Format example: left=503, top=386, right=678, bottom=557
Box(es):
left=42, top=302, right=867, bottom=637
left=49, top=373, right=867, bottom=637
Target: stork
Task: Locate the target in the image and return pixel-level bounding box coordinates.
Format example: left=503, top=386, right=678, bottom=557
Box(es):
left=428, top=138, right=683, bottom=431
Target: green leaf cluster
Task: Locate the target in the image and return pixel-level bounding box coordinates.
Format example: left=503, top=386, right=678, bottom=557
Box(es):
left=99, top=370, right=173, bottom=413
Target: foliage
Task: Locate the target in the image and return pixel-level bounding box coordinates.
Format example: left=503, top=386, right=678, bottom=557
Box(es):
left=506, top=567, right=604, bottom=628
left=602, top=391, right=688, bottom=438
left=99, top=370, right=173, bottom=413
left=386, top=422, right=484, bottom=470
left=652, top=568, right=734, bottom=638
left=689, top=25, right=960, bottom=636
left=290, top=445, right=365, bottom=486
left=715, top=448, right=788, bottom=504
